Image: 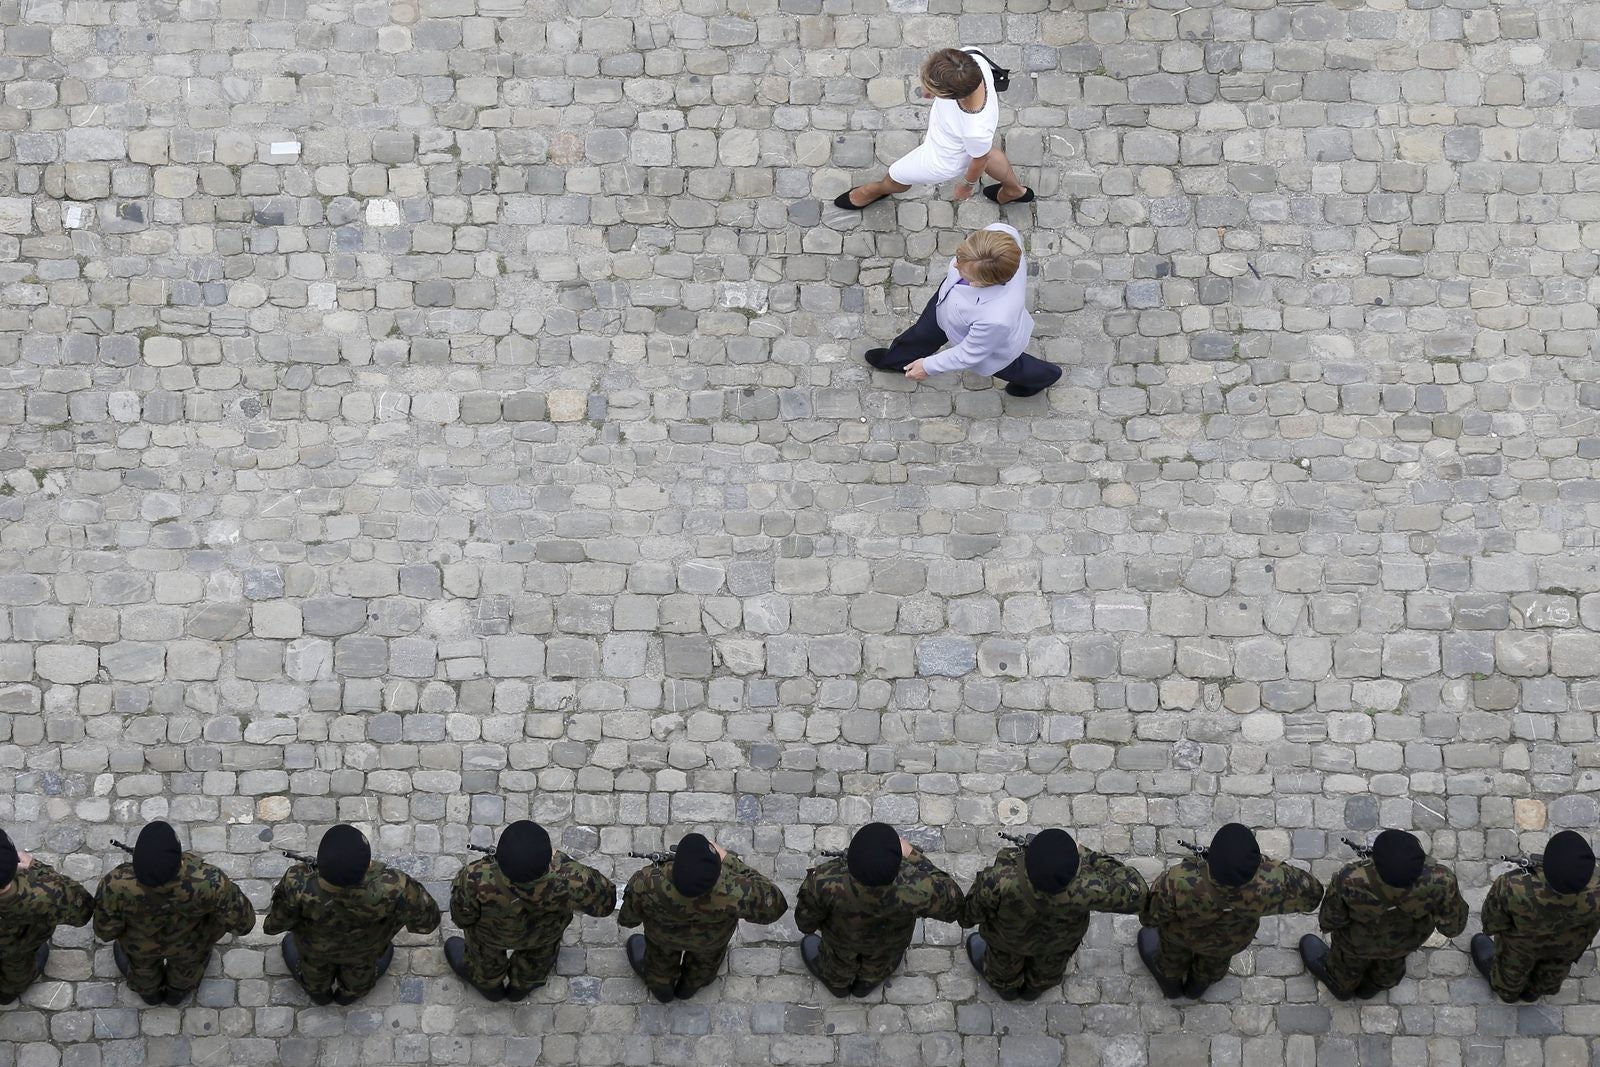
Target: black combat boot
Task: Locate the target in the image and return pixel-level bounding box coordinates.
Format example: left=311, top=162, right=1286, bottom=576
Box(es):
left=445, top=936, right=505, bottom=1002
left=1137, top=928, right=1185, bottom=999
left=1470, top=934, right=1495, bottom=982
left=1298, top=935, right=1352, bottom=1001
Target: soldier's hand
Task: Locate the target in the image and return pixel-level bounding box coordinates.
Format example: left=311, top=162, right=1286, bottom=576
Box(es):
left=900, top=837, right=913, bottom=858
left=713, top=843, right=728, bottom=861
left=16, top=850, right=31, bottom=870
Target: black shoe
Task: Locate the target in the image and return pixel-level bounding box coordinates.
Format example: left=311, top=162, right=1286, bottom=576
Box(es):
left=850, top=979, right=878, bottom=997
left=444, top=937, right=505, bottom=1002
left=1137, top=928, right=1185, bottom=999
left=1182, top=977, right=1212, bottom=1000
left=864, top=348, right=895, bottom=370
left=1019, top=985, right=1049, bottom=1001
left=982, top=184, right=1036, bottom=205
left=163, top=985, right=194, bottom=1007
left=504, top=982, right=542, bottom=1002
left=30, top=943, right=48, bottom=986
left=280, top=934, right=303, bottom=981
left=1354, top=980, right=1382, bottom=999
left=673, top=975, right=699, bottom=1000
left=1519, top=990, right=1540, bottom=1003
left=626, top=934, right=674, bottom=1003
left=1004, top=383, right=1046, bottom=398
left=802, top=934, right=851, bottom=998
left=333, top=989, right=362, bottom=1006
left=833, top=188, right=888, bottom=211
left=1470, top=934, right=1495, bottom=982
left=372, top=944, right=394, bottom=981
left=0, top=992, right=16, bottom=1005
left=1298, top=935, right=1352, bottom=1002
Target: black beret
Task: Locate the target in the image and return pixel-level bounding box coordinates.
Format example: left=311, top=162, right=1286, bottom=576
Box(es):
left=1024, top=829, right=1080, bottom=894
left=133, top=821, right=182, bottom=887
left=1372, top=829, right=1426, bottom=889
left=847, top=823, right=902, bottom=888
left=671, top=833, right=721, bottom=898
left=496, top=821, right=552, bottom=884
left=0, top=827, right=17, bottom=890
left=317, top=824, right=371, bottom=888
left=1207, top=823, right=1261, bottom=889
left=1545, top=831, right=1596, bottom=895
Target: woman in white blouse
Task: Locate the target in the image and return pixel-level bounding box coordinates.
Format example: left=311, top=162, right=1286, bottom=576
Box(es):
left=865, top=223, right=1060, bottom=396
left=836, top=48, right=1035, bottom=211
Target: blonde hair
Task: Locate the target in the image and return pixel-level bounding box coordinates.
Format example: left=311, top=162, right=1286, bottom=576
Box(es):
left=955, top=229, right=1021, bottom=287
left=920, top=49, right=984, bottom=99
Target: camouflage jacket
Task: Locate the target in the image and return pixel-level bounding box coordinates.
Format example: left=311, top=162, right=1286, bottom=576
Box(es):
left=450, top=853, right=615, bottom=951
left=964, top=846, right=1148, bottom=956
left=794, top=847, right=964, bottom=956
left=1319, top=860, right=1468, bottom=958
left=1140, top=856, right=1323, bottom=957
left=93, top=853, right=256, bottom=952
left=617, top=854, right=787, bottom=953
left=263, top=862, right=441, bottom=963
left=1482, top=867, right=1600, bottom=958
left=0, top=862, right=94, bottom=954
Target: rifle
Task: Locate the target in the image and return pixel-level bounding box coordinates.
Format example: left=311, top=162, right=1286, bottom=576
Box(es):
left=111, top=839, right=135, bottom=855
left=1342, top=837, right=1374, bottom=859
left=1499, top=853, right=1543, bottom=874
left=279, top=847, right=318, bottom=869
left=999, top=831, right=1035, bottom=848
left=1179, top=840, right=1209, bottom=859
left=468, top=844, right=497, bottom=858
left=630, top=850, right=675, bottom=864
left=819, top=849, right=845, bottom=859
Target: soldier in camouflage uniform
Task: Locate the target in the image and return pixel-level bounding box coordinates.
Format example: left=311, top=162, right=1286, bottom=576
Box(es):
left=963, top=829, right=1148, bottom=1001
left=1300, top=829, right=1467, bottom=1000
left=0, top=827, right=94, bottom=1004
left=1471, top=830, right=1600, bottom=1003
left=618, top=832, right=788, bottom=1003
left=795, top=823, right=964, bottom=998
left=445, top=820, right=615, bottom=1001
left=1138, top=823, right=1324, bottom=999
left=264, top=824, right=441, bottom=1005
left=93, top=821, right=256, bottom=1006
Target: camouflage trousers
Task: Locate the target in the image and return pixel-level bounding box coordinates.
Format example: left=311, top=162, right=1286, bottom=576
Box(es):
left=1322, top=934, right=1408, bottom=998
left=813, top=934, right=907, bottom=991
left=295, top=938, right=391, bottom=999
left=1488, top=936, right=1579, bottom=1003
left=640, top=936, right=728, bottom=998
left=0, top=943, right=46, bottom=996
left=461, top=929, right=559, bottom=991
left=1151, top=930, right=1233, bottom=987
left=121, top=939, right=217, bottom=996
left=980, top=932, right=1084, bottom=996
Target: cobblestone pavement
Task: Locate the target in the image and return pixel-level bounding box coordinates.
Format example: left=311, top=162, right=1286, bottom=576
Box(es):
left=2, top=0, right=1600, bottom=1063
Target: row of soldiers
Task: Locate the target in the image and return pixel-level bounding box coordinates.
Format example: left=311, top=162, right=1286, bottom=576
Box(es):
left=1, top=820, right=1597, bottom=1007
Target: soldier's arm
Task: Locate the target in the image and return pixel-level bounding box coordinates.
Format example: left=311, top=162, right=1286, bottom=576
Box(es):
left=398, top=873, right=442, bottom=935
left=960, top=865, right=1000, bottom=929
left=723, top=856, right=788, bottom=925
left=1434, top=870, right=1469, bottom=939
left=1137, top=867, right=1176, bottom=928
left=34, top=863, right=95, bottom=927
left=573, top=860, right=618, bottom=919
left=1480, top=875, right=1512, bottom=937
left=616, top=869, right=648, bottom=929
left=907, top=850, right=965, bottom=924
left=91, top=877, right=127, bottom=942
left=212, top=869, right=258, bottom=937
left=793, top=868, right=827, bottom=934
left=1318, top=867, right=1354, bottom=932
left=449, top=866, right=481, bottom=929
left=261, top=871, right=301, bottom=936
left=1087, top=853, right=1150, bottom=915
left=1276, top=865, right=1325, bottom=914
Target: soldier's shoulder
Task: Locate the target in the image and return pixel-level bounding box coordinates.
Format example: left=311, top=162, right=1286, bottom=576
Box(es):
left=458, top=856, right=497, bottom=883
left=1416, top=863, right=1459, bottom=890
left=97, top=863, right=141, bottom=894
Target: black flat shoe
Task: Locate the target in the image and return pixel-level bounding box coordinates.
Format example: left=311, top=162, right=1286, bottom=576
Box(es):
left=1004, top=383, right=1045, bottom=397
left=1470, top=933, right=1495, bottom=982
left=982, top=185, right=1036, bottom=205
left=833, top=188, right=887, bottom=211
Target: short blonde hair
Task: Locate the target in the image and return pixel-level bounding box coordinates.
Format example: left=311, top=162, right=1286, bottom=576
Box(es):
left=921, top=49, right=984, bottom=99
left=955, top=229, right=1022, bottom=287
